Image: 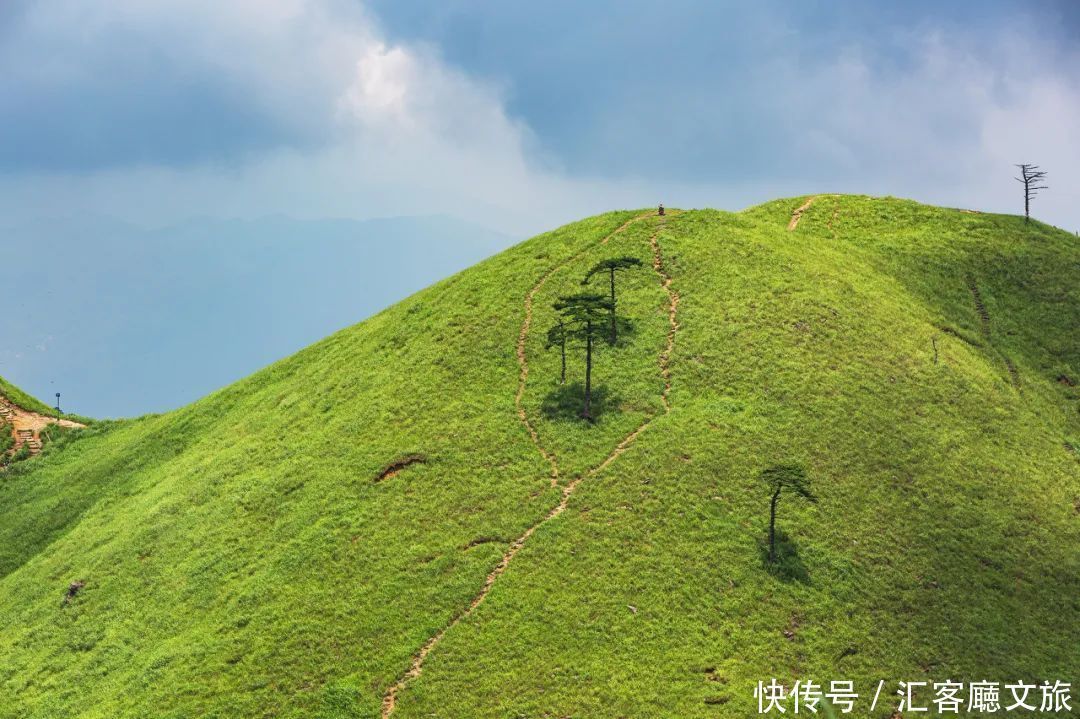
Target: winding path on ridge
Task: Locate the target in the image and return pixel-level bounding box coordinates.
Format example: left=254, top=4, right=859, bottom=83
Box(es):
left=512, top=212, right=653, bottom=486
left=788, top=196, right=817, bottom=230
left=788, top=194, right=844, bottom=232
left=381, top=211, right=682, bottom=716
left=651, top=230, right=679, bottom=410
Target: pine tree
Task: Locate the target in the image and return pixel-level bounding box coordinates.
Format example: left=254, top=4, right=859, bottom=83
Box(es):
left=545, top=320, right=568, bottom=385
left=553, top=293, right=614, bottom=420
left=760, top=465, right=816, bottom=563
left=582, top=256, right=643, bottom=344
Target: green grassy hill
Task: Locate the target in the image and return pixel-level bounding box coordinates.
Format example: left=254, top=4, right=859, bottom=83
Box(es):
left=0, top=196, right=1077, bottom=718
left=0, top=376, right=59, bottom=417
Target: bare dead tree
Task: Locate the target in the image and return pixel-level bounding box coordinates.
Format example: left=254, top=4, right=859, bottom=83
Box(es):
left=1015, top=164, right=1048, bottom=222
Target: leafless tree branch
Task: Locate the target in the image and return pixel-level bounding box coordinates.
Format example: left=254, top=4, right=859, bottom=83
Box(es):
left=1015, top=164, right=1048, bottom=222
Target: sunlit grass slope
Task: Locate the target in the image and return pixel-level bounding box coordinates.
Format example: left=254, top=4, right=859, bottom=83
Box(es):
left=0, top=376, right=59, bottom=417
left=0, top=197, right=1077, bottom=719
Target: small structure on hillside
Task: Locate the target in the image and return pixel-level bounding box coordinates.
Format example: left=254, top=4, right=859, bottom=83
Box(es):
left=1, top=393, right=85, bottom=459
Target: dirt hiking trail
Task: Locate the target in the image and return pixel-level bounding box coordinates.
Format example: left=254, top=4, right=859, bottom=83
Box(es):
left=513, top=212, right=654, bottom=487
left=382, top=211, right=682, bottom=716
left=0, top=393, right=84, bottom=457
left=967, top=277, right=1023, bottom=394
left=788, top=197, right=817, bottom=230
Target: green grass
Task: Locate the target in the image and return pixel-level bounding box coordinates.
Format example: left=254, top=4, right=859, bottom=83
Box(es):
left=0, top=197, right=1076, bottom=718
left=0, top=379, right=99, bottom=470
left=0, top=375, right=95, bottom=426
left=0, top=376, right=57, bottom=416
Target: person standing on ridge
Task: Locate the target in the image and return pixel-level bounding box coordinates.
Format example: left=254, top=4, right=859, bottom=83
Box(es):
left=658, top=202, right=665, bottom=216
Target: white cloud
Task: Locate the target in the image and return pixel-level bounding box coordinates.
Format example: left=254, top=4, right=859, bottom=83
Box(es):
left=0, top=1, right=1077, bottom=236
left=980, top=75, right=1080, bottom=220
left=343, top=44, right=413, bottom=121
left=0, top=0, right=642, bottom=234
left=782, top=30, right=1080, bottom=226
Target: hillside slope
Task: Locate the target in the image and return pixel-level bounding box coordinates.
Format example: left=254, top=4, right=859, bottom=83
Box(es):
left=0, top=196, right=1077, bottom=718
left=0, top=381, right=90, bottom=462
left=0, top=376, right=58, bottom=417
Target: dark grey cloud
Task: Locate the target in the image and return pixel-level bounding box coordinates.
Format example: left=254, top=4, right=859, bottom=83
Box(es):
left=0, top=0, right=1077, bottom=418
left=370, top=0, right=1079, bottom=185
left=0, top=0, right=1076, bottom=236
left=0, top=1, right=348, bottom=172
left=1, top=58, right=299, bottom=171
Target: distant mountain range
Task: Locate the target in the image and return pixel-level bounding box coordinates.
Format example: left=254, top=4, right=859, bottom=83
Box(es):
left=0, top=213, right=513, bottom=416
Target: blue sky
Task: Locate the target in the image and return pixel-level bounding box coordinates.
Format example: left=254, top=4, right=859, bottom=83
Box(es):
left=1, top=1, right=1077, bottom=414
left=0, top=214, right=508, bottom=416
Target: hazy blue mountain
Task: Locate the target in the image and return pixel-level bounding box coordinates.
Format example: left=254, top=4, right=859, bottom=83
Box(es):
left=0, top=214, right=513, bottom=417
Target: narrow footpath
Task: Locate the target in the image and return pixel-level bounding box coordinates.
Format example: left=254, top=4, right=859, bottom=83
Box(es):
left=382, top=212, right=682, bottom=716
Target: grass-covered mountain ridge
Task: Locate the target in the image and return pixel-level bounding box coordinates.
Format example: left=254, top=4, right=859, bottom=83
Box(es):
left=1, top=195, right=1077, bottom=719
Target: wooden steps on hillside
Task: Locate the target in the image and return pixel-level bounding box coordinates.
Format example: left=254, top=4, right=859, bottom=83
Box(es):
left=12, top=428, right=42, bottom=455
left=2, top=391, right=85, bottom=462
left=4, top=427, right=43, bottom=457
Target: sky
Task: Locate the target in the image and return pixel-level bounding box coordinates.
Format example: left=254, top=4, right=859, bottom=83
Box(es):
left=0, top=215, right=508, bottom=416
left=1, top=0, right=1078, bottom=415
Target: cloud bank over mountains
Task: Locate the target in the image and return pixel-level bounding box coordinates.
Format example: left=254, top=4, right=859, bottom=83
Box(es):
left=0, top=1, right=1077, bottom=234
left=0, top=0, right=1077, bottom=415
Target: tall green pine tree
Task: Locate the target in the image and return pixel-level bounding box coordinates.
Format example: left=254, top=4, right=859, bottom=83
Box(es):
left=553, top=293, right=614, bottom=420
left=583, top=256, right=643, bottom=344
left=545, top=320, right=568, bottom=385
